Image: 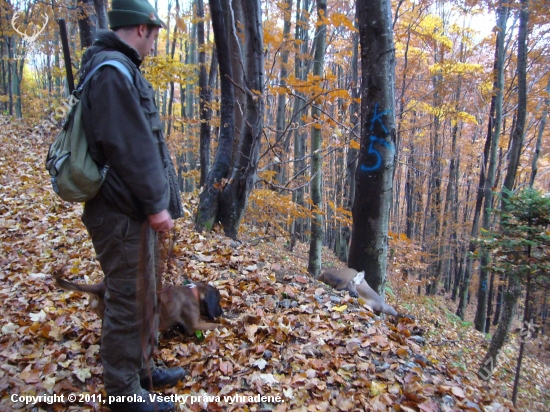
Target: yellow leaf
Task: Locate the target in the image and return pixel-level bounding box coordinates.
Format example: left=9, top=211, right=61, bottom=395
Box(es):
left=331, top=304, right=348, bottom=312
left=349, top=140, right=360, bottom=150
left=176, top=16, right=187, bottom=32
left=370, top=381, right=387, bottom=396
left=75, top=368, right=91, bottom=383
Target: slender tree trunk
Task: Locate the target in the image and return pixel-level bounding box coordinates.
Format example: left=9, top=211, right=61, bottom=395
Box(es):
left=307, top=0, right=327, bottom=277
left=394, top=19, right=412, bottom=235
left=274, top=0, right=293, bottom=186
left=339, top=32, right=360, bottom=262
left=197, top=0, right=212, bottom=186
left=480, top=0, right=529, bottom=378
left=452, top=247, right=465, bottom=301
left=290, top=0, right=310, bottom=243
left=195, top=0, right=235, bottom=232
left=486, top=267, right=496, bottom=332
left=431, top=55, right=464, bottom=294
left=493, top=277, right=504, bottom=325
left=457, top=2, right=508, bottom=319
left=529, top=78, right=550, bottom=187
left=425, top=36, right=444, bottom=295
left=93, top=0, right=108, bottom=29
left=512, top=268, right=531, bottom=405
left=217, top=0, right=264, bottom=238
left=185, top=21, right=197, bottom=192
left=12, top=54, right=22, bottom=118
left=167, top=2, right=178, bottom=137
left=348, top=0, right=396, bottom=294
left=77, top=0, right=97, bottom=48
left=475, top=1, right=509, bottom=331
left=225, top=0, right=245, bottom=163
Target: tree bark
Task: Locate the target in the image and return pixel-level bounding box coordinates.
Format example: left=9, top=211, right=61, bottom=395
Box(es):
left=480, top=0, right=529, bottom=379
left=225, top=0, right=245, bottom=164
left=529, top=78, right=550, bottom=187
left=195, top=0, right=235, bottom=232
left=77, top=0, right=97, bottom=49
left=290, top=0, right=310, bottom=243
left=185, top=21, right=197, bottom=192
left=216, top=0, right=264, bottom=239
left=475, top=1, right=509, bottom=331
left=166, top=1, right=178, bottom=137
left=93, top=0, right=108, bottom=29
left=457, top=2, right=509, bottom=319
left=338, top=31, right=360, bottom=262
left=348, top=0, right=396, bottom=295
left=197, top=0, right=212, bottom=187
left=274, top=0, right=293, bottom=186
left=307, top=0, right=327, bottom=277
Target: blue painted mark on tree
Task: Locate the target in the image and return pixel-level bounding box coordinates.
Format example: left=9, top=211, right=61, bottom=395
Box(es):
left=369, top=103, right=391, bottom=133
left=360, top=136, right=393, bottom=172
left=360, top=103, right=394, bottom=172
left=481, top=279, right=488, bottom=291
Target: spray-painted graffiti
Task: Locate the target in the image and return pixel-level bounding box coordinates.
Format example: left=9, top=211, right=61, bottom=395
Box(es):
left=360, top=103, right=394, bottom=173
left=360, top=136, right=393, bottom=172
left=481, top=279, right=488, bottom=291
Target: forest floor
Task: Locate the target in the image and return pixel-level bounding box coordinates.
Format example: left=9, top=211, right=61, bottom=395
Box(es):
left=1, top=116, right=549, bottom=411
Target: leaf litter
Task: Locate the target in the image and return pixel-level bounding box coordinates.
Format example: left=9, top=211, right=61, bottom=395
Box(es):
left=1, top=117, right=548, bottom=411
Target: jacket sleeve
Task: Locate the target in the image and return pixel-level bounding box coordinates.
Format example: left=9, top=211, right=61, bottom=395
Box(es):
left=88, top=66, right=169, bottom=217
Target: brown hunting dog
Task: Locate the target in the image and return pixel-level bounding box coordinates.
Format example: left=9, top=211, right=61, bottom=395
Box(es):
left=55, top=278, right=223, bottom=334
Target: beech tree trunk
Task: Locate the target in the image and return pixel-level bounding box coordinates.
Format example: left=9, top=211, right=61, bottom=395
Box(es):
left=225, top=0, right=245, bottom=164
left=166, top=1, right=178, bottom=137
left=195, top=0, right=235, bottom=232
left=78, top=0, right=96, bottom=49
left=185, top=22, right=197, bottom=192
left=480, top=0, right=529, bottom=379
left=307, top=0, right=327, bottom=276
left=348, top=0, right=396, bottom=294
left=290, top=0, right=310, bottom=243
left=93, top=0, right=108, bottom=29
left=529, top=78, right=550, bottom=187
left=274, top=0, right=293, bottom=186
left=338, top=31, right=360, bottom=262
left=216, top=0, right=264, bottom=239
left=475, top=0, right=509, bottom=332
left=197, top=0, right=212, bottom=187
left=457, top=1, right=509, bottom=319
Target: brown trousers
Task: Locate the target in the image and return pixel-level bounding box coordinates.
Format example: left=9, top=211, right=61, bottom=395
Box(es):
left=82, top=195, right=159, bottom=396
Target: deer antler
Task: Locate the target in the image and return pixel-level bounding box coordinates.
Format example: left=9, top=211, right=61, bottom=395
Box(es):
left=11, top=10, right=49, bottom=43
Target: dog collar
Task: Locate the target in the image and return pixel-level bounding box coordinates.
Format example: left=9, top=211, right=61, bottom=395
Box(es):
left=186, top=283, right=200, bottom=302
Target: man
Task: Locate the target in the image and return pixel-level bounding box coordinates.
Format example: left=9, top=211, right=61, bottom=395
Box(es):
left=79, top=1, right=184, bottom=411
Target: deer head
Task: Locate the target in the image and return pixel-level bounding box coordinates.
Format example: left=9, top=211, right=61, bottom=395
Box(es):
left=11, top=10, right=49, bottom=43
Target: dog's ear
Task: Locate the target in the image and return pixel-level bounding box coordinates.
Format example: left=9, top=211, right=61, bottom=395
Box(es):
left=203, top=286, right=223, bottom=319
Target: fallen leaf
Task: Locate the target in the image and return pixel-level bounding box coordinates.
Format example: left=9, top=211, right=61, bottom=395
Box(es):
left=29, top=310, right=47, bottom=322
left=75, top=368, right=91, bottom=383
left=331, top=305, right=348, bottom=312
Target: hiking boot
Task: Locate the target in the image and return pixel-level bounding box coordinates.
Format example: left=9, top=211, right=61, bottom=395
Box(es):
left=107, top=389, right=174, bottom=412
left=140, top=367, right=188, bottom=390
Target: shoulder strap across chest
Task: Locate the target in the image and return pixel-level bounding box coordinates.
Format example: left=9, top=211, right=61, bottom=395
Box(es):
left=77, top=60, right=133, bottom=92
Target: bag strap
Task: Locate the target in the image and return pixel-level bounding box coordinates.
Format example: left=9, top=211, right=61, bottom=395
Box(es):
left=77, top=60, right=133, bottom=92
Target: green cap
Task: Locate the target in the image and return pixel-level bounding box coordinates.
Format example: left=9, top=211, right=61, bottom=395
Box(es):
left=108, top=0, right=166, bottom=30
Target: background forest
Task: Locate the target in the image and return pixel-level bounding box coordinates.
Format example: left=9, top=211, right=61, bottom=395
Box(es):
left=1, top=0, right=550, bottom=409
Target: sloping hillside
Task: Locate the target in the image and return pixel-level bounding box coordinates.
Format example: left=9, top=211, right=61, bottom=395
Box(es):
left=1, top=116, right=546, bottom=411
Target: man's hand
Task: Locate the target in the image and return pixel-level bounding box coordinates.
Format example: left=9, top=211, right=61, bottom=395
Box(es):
left=148, top=209, right=174, bottom=232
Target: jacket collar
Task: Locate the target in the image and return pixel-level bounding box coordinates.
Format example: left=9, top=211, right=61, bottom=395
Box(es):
left=81, top=29, right=143, bottom=68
